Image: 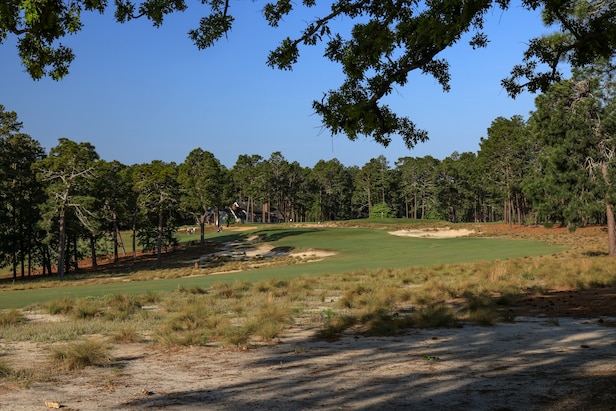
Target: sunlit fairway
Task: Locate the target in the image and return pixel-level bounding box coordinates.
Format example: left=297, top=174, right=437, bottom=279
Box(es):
left=0, top=226, right=566, bottom=309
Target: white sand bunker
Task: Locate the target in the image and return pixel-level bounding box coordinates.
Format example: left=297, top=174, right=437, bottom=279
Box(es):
left=389, top=227, right=475, bottom=238
left=190, top=241, right=336, bottom=269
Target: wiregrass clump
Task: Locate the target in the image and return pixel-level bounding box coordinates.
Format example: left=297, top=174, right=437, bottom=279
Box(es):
left=52, top=338, right=113, bottom=370
left=109, top=326, right=142, bottom=343
left=45, top=297, right=76, bottom=315
left=0, top=309, right=26, bottom=327
left=0, top=358, right=13, bottom=378
left=104, top=294, right=142, bottom=321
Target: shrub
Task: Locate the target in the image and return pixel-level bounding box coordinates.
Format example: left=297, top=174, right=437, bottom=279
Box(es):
left=370, top=202, right=395, bottom=219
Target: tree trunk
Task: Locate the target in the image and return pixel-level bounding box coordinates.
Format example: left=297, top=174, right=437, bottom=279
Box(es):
left=132, top=209, right=137, bottom=259
left=57, top=206, right=66, bottom=277
left=73, top=236, right=79, bottom=271
left=112, top=213, right=119, bottom=263
left=90, top=236, right=97, bottom=268
left=601, top=164, right=616, bottom=256
left=606, top=202, right=616, bottom=256
left=200, top=218, right=206, bottom=252
left=157, top=206, right=163, bottom=269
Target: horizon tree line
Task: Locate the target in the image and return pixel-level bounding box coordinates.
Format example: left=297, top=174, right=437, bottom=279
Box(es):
left=1, top=64, right=615, bottom=278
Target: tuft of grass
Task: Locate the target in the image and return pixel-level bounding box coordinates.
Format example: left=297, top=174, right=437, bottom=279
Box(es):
left=154, top=329, right=208, bottom=346
left=178, top=285, right=208, bottom=295
left=153, top=302, right=211, bottom=346
left=52, top=339, right=113, bottom=370
left=45, top=297, right=75, bottom=315
left=105, top=294, right=142, bottom=321
left=337, top=284, right=371, bottom=309
left=250, top=302, right=294, bottom=341
left=249, top=318, right=284, bottom=341
left=73, top=299, right=102, bottom=319
left=223, top=324, right=252, bottom=347
left=467, top=308, right=499, bottom=326
left=0, top=358, right=13, bottom=378
left=0, top=309, right=26, bottom=327
left=314, top=314, right=357, bottom=340
left=211, top=282, right=235, bottom=299
left=139, top=290, right=162, bottom=305
left=109, top=326, right=141, bottom=343
left=412, top=303, right=460, bottom=328
left=359, top=309, right=400, bottom=336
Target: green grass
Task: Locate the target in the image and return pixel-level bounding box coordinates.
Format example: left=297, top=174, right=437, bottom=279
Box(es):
left=0, top=226, right=566, bottom=309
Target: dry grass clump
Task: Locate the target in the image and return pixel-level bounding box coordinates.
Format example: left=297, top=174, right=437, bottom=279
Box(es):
left=411, top=303, right=460, bottom=328
left=0, top=309, right=27, bottom=327
left=52, top=338, right=113, bottom=371
left=0, top=358, right=13, bottom=378
left=314, top=312, right=357, bottom=340
left=45, top=297, right=76, bottom=315
left=250, top=301, right=295, bottom=341
left=104, top=294, right=142, bottom=321
left=109, top=326, right=142, bottom=343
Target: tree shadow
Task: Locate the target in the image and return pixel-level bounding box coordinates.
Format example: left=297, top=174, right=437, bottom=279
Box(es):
left=251, top=227, right=322, bottom=243
left=120, top=317, right=616, bottom=410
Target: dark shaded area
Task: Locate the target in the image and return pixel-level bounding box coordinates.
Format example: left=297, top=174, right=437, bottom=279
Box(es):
left=0, top=240, right=222, bottom=284
left=119, top=317, right=616, bottom=411
left=252, top=228, right=322, bottom=243
left=514, top=288, right=616, bottom=319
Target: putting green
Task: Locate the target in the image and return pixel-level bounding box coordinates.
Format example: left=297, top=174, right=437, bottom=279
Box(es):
left=0, top=227, right=566, bottom=309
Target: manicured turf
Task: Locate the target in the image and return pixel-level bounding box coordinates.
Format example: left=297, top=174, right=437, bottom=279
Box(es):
left=0, top=227, right=566, bottom=309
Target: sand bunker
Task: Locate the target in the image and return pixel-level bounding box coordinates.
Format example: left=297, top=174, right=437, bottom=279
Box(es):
left=389, top=228, right=475, bottom=238
left=189, top=236, right=335, bottom=269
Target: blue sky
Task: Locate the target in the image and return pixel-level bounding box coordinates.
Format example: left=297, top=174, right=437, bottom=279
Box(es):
left=1, top=2, right=551, bottom=169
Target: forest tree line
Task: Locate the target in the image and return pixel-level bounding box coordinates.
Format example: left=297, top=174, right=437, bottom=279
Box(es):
left=1, top=63, right=616, bottom=278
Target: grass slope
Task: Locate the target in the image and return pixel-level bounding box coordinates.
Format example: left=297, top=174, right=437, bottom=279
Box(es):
left=0, top=227, right=565, bottom=309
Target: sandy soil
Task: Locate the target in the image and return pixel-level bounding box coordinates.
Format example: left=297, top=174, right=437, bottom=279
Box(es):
left=2, top=225, right=616, bottom=410
left=389, top=228, right=476, bottom=238
left=1, top=314, right=615, bottom=411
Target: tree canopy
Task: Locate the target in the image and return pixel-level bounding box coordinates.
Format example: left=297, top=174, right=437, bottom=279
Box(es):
left=2, top=0, right=614, bottom=146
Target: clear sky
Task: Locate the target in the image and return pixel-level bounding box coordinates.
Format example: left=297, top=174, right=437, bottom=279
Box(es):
left=0, top=1, right=551, bottom=169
